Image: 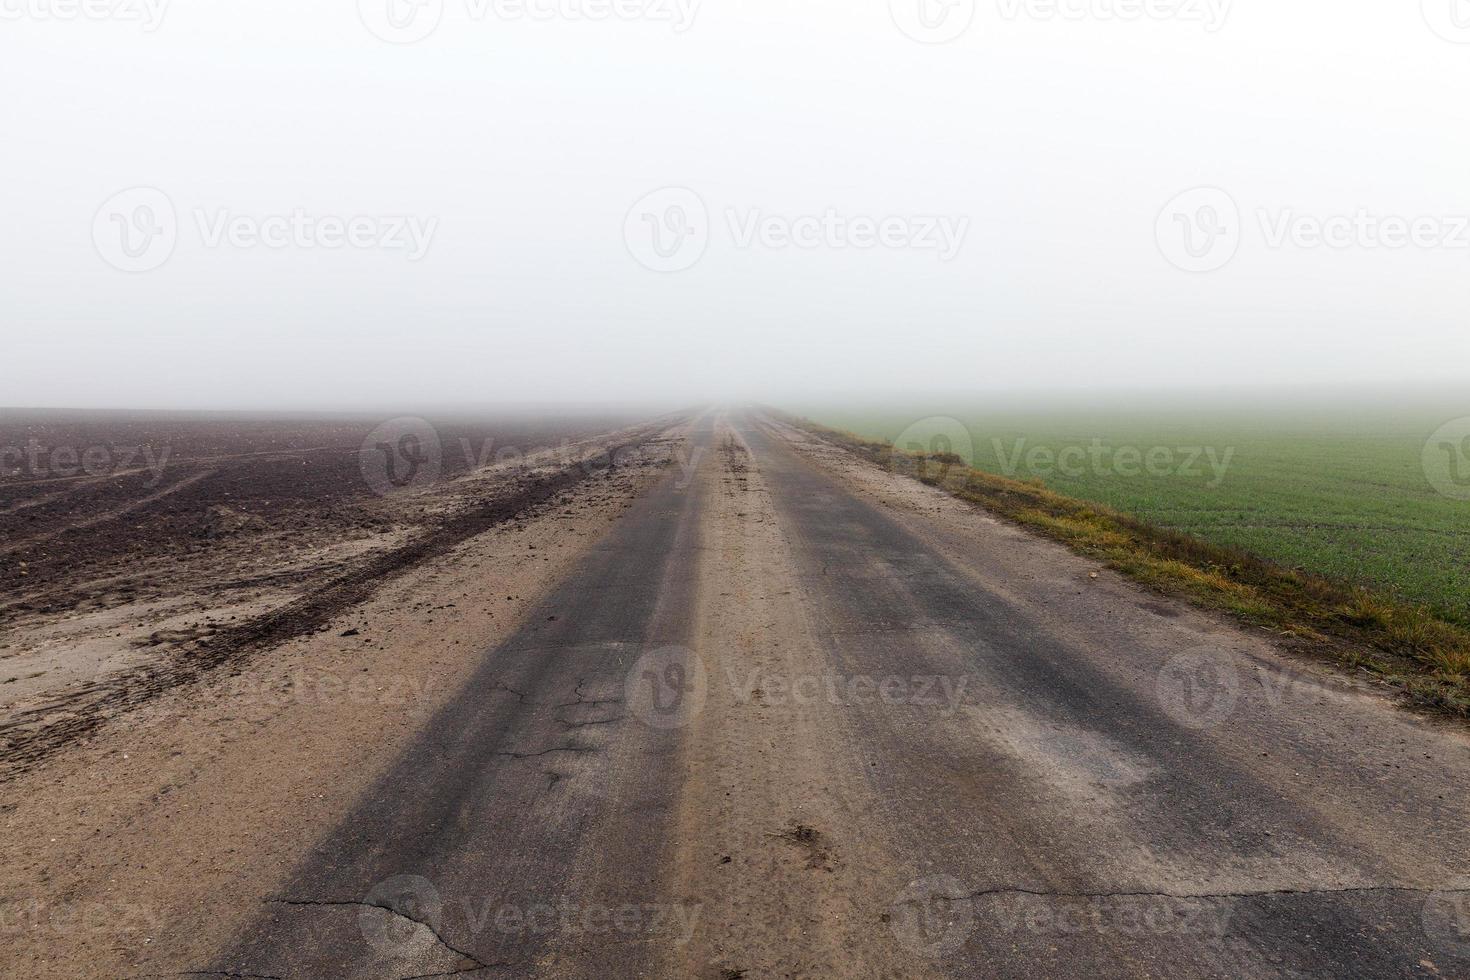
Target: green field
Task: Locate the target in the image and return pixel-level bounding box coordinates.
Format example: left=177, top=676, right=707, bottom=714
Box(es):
left=810, top=395, right=1470, bottom=624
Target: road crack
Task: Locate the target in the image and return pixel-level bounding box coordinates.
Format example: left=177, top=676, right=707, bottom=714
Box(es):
left=399, top=965, right=519, bottom=980
left=555, top=678, right=623, bottom=709
left=490, top=745, right=596, bottom=760
left=903, top=884, right=1470, bottom=905
left=554, top=714, right=627, bottom=729
left=266, top=898, right=489, bottom=974
left=488, top=681, right=531, bottom=704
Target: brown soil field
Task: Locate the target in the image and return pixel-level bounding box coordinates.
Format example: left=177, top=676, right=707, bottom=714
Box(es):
left=0, top=409, right=668, bottom=778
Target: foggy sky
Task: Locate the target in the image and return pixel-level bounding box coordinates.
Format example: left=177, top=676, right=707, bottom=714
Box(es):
left=3, top=0, right=1468, bottom=411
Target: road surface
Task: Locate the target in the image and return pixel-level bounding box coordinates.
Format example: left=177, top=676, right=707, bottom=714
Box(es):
left=203, top=410, right=1470, bottom=979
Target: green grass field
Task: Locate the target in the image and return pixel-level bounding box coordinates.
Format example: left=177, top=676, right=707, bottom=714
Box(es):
left=811, top=396, right=1470, bottom=624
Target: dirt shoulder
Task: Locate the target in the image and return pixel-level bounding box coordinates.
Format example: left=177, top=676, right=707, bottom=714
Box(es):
left=0, top=418, right=695, bottom=980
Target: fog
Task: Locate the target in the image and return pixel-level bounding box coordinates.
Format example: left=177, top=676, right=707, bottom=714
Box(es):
left=3, top=0, right=1468, bottom=412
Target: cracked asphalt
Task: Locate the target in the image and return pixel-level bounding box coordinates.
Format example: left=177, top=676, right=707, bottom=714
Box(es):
left=203, top=417, right=714, bottom=980
left=197, top=411, right=1470, bottom=979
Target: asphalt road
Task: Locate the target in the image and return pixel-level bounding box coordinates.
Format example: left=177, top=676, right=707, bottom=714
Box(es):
left=205, top=410, right=1470, bottom=979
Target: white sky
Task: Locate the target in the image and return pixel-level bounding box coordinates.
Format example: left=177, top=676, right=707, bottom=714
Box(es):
left=3, top=0, right=1468, bottom=411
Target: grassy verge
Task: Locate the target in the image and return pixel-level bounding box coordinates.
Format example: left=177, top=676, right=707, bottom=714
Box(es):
left=782, top=414, right=1470, bottom=717
left=812, top=404, right=1470, bottom=623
